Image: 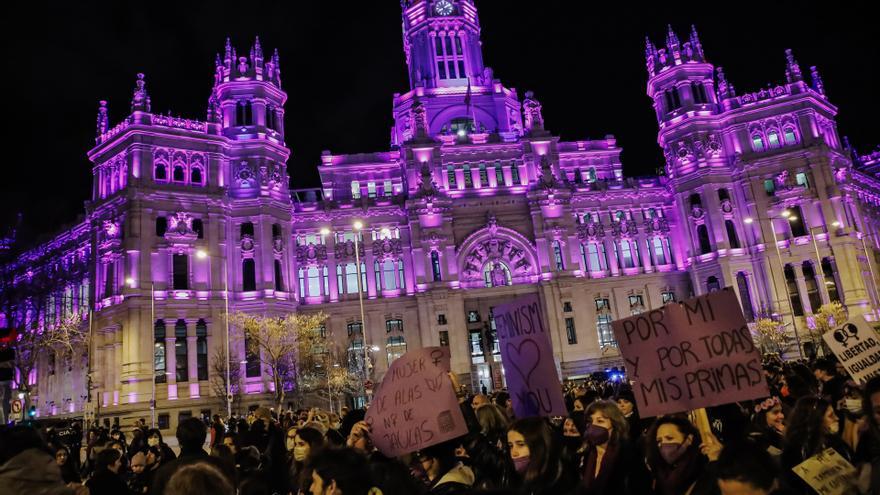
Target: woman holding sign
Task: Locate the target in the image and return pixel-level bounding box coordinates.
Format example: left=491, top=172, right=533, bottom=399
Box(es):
left=781, top=396, right=854, bottom=494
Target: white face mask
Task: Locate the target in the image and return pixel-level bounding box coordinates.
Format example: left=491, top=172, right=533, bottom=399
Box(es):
left=845, top=399, right=863, bottom=415
left=286, top=438, right=296, bottom=451
left=828, top=421, right=840, bottom=435
left=148, top=438, right=160, bottom=447
left=293, top=446, right=308, bottom=462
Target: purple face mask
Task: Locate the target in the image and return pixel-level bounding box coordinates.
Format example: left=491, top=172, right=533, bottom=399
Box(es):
left=512, top=455, right=530, bottom=474
left=659, top=442, right=688, bottom=465
left=585, top=424, right=610, bottom=445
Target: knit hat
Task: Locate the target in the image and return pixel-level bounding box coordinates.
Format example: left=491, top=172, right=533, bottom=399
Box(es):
left=616, top=388, right=637, bottom=406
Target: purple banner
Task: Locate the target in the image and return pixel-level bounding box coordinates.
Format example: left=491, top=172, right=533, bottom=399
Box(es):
left=495, top=293, right=567, bottom=418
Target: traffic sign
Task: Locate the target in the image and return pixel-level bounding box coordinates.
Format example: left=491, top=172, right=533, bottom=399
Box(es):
left=9, top=399, right=22, bottom=421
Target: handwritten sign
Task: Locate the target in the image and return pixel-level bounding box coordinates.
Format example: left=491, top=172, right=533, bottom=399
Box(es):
left=823, top=315, right=880, bottom=384
left=494, top=293, right=567, bottom=418
left=365, top=347, right=466, bottom=457
left=792, top=448, right=857, bottom=495
left=611, top=289, right=768, bottom=417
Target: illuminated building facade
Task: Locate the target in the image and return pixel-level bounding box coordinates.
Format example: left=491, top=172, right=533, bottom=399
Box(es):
left=2, top=0, right=878, bottom=429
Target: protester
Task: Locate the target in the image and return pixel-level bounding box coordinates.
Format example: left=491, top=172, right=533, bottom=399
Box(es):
left=781, top=395, right=853, bottom=493
left=289, top=426, right=325, bottom=494
left=146, top=428, right=177, bottom=464
left=417, top=439, right=475, bottom=494
left=715, top=441, right=781, bottom=495
left=580, top=400, right=633, bottom=495
left=166, top=461, right=235, bottom=495
left=645, top=416, right=720, bottom=495
left=128, top=451, right=151, bottom=494
left=55, top=445, right=81, bottom=484
left=309, top=448, right=372, bottom=495
left=85, top=448, right=129, bottom=495
left=749, top=396, right=786, bottom=455
left=346, top=420, right=374, bottom=455
left=507, top=417, right=577, bottom=495
left=0, top=425, right=86, bottom=495
left=150, top=417, right=235, bottom=495
left=211, top=414, right=227, bottom=448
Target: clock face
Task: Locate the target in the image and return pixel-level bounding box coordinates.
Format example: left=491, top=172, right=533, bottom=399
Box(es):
left=434, top=0, right=454, bottom=16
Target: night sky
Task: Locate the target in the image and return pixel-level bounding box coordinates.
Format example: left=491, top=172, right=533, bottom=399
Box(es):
left=10, top=1, right=877, bottom=248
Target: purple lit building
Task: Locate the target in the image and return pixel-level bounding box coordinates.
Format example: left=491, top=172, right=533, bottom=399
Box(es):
left=3, top=0, right=879, bottom=428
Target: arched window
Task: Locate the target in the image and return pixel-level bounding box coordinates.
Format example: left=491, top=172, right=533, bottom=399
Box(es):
left=822, top=258, right=841, bottom=303
left=581, top=242, right=606, bottom=272
left=767, top=131, right=780, bottom=148
left=450, top=117, right=474, bottom=136
left=483, top=261, right=511, bottom=288
left=305, top=266, right=320, bottom=296
left=691, top=82, right=707, bottom=104
left=154, top=320, right=166, bottom=384
left=802, top=261, right=822, bottom=312
left=339, top=262, right=365, bottom=294
left=588, top=168, right=597, bottom=183
left=242, top=258, right=256, bottom=292
left=783, top=128, right=798, bottom=145
left=274, top=259, right=284, bottom=291
left=431, top=251, right=442, bottom=281
left=191, top=167, right=203, bottom=185
left=173, top=165, right=185, bottom=182
left=175, top=319, right=188, bottom=382
left=752, top=135, right=765, bottom=152
left=573, top=169, right=583, bottom=184
left=155, top=163, right=167, bottom=181
left=707, top=276, right=721, bottom=292
left=736, top=272, right=755, bottom=322
left=697, top=224, right=712, bottom=254
left=784, top=264, right=805, bottom=316
left=725, top=220, right=740, bottom=249
left=196, top=319, right=208, bottom=381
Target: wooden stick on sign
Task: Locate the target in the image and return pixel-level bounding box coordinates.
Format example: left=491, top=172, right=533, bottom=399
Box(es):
left=689, top=408, right=713, bottom=440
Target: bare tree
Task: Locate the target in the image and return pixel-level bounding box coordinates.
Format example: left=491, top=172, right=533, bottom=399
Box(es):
left=228, top=311, right=327, bottom=411
left=210, top=347, right=243, bottom=414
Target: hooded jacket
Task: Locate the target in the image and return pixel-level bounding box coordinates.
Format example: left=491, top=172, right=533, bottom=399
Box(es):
left=0, top=448, right=77, bottom=495
left=430, top=463, right=475, bottom=495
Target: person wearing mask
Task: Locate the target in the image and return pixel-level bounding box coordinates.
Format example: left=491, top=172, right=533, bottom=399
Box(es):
left=309, top=447, right=372, bottom=495
left=150, top=418, right=236, bottom=495
left=561, top=413, right=585, bottom=470
left=645, top=416, right=721, bottom=495
left=211, top=414, right=226, bottom=448
left=616, top=388, right=646, bottom=440
left=145, top=429, right=177, bottom=464
left=417, top=439, right=475, bottom=494
left=580, top=400, right=632, bottom=495
left=143, top=446, right=166, bottom=492
left=857, top=375, right=880, bottom=494
left=55, top=445, right=82, bottom=484
left=289, top=427, right=325, bottom=494
left=86, top=448, right=129, bottom=495
left=781, top=396, right=854, bottom=494
left=346, top=420, right=375, bottom=455
left=814, top=358, right=846, bottom=407
left=749, top=396, right=786, bottom=456
left=507, top=417, right=578, bottom=495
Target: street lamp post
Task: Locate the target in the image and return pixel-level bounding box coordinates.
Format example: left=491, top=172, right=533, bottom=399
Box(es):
left=745, top=209, right=805, bottom=359
left=197, top=249, right=232, bottom=420
left=351, top=221, right=372, bottom=405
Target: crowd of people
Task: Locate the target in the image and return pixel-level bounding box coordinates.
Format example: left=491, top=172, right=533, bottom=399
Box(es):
left=1, top=354, right=879, bottom=495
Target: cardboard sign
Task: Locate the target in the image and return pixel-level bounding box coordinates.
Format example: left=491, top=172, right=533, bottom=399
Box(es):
left=494, top=293, right=567, bottom=418
left=611, top=289, right=768, bottom=417
left=822, top=316, right=880, bottom=384
left=9, top=399, right=22, bottom=421
left=792, top=448, right=857, bottom=495
left=365, top=347, right=466, bottom=457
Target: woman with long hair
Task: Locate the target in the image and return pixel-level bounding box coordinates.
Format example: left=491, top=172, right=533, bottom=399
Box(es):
left=507, top=417, right=577, bottom=495
left=781, top=396, right=853, bottom=493
left=288, top=426, right=325, bottom=494
left=54, top=445, right=81, bottom=484
left=468, top=404, right=514, bottom=490
left=748, top=396, right=785, bottom=455
left=644, top=416, right=720, bottom=495
left=580, top=400, right=631, bottom=495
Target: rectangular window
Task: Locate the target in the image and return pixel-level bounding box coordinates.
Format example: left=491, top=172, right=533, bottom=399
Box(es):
left=245, top=335, right=261, bottom=378
left=385, top=318, right=404, bottom=333
left=629, top=295, right=645, bottom=315
left=552, top=241, right=565, bottom=270
left=384, top=180, right=393, bottom=196
left=587, top=243, right=602, bottom=271
left=495, top=163, right=505, bottom=186
left=458, top=60, right=466, bottom=79
left=662, top=291, right=676, bottom=303
left=463, top=165, right=473, bottom=187
left=172, top=254, right=188, bottom=290
left=454, top=36, right=463, bottom=55
left=439, top=330, right=449, bottom=347
left=565, top=317, right=577, bottom=345
left=351, top=181, right=361, bottom=199
left=154, top=321, right=166, bottom=384
left=196, top=320, right=208, bottom=381
left=367, top=181, right=377, bottom=198
left=563, top=301, right=573, bottom=312
left=796, top=173, right=809, bottom=188
left=619, top=240, right=635, bottom=269
left=652, top=237, right=667, bottom=265
left=386, top=336, right=407, bottom=365
left=469, top=331, right=483, bottom=356
left=479, top=164, right=488, bottom=187
left=158, top=414, right=170, bottom=430
left=510, top=163, right=520, bottom=184
left=438, top=314, right=447, bottom=325
left=447, top=166, right=457, bottom=189
left=597, top=314, right=615, bottom=347
left=467, top=310, right=480, bottom=323
left=175, top=320, right=188, bottom=382
left=595, top=298, right=610, bottom=311
left=764, top=179, right=776, bottom=196
left=435, top=36, right=443, bottom=56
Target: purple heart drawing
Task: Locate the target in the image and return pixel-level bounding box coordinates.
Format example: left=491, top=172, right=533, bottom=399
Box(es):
left=506, top=338, right=541, bottom=387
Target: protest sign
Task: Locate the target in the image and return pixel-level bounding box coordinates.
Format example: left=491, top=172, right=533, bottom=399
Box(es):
left=792, top=448, right=857, bottom=495
left=822, top=315, right=880, bottom=384
left=494, top=293, right=567, bottom=418
left=365, top=347, right=467, bottom=457
left=611, top=289, right=768, bottom=417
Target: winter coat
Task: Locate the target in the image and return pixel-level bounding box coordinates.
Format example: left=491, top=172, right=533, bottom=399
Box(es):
left=430, top=463, right=475, bottom=495
left=0, top=448, right=77, bottom=495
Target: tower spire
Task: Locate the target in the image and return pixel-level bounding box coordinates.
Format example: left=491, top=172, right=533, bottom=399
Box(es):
left=784, top=48, right=803, bottom=83
left=96, top=100, right=109, bottom=138
left=224, top=37, right=233, bottom=70
left=810, top=65, right=825, bottom=95
left=665, top=24, right=681, bottom=59
left=645, top=36, right=658, bottom=75
left=130, top=73, right=151, bottom=113
left=689, top=24, right=704, bottom=61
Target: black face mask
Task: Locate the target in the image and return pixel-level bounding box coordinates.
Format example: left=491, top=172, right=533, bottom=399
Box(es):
left=563, top=436, right=582, bottom=451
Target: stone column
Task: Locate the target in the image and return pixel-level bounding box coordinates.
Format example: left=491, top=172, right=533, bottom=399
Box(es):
left=187, top=334, right=199, bottom=397
left=165, top=336, right=177, bottom=385
left=638, top=235, right=653, bottom=273
left=604, top=238, right=620, bottom=276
